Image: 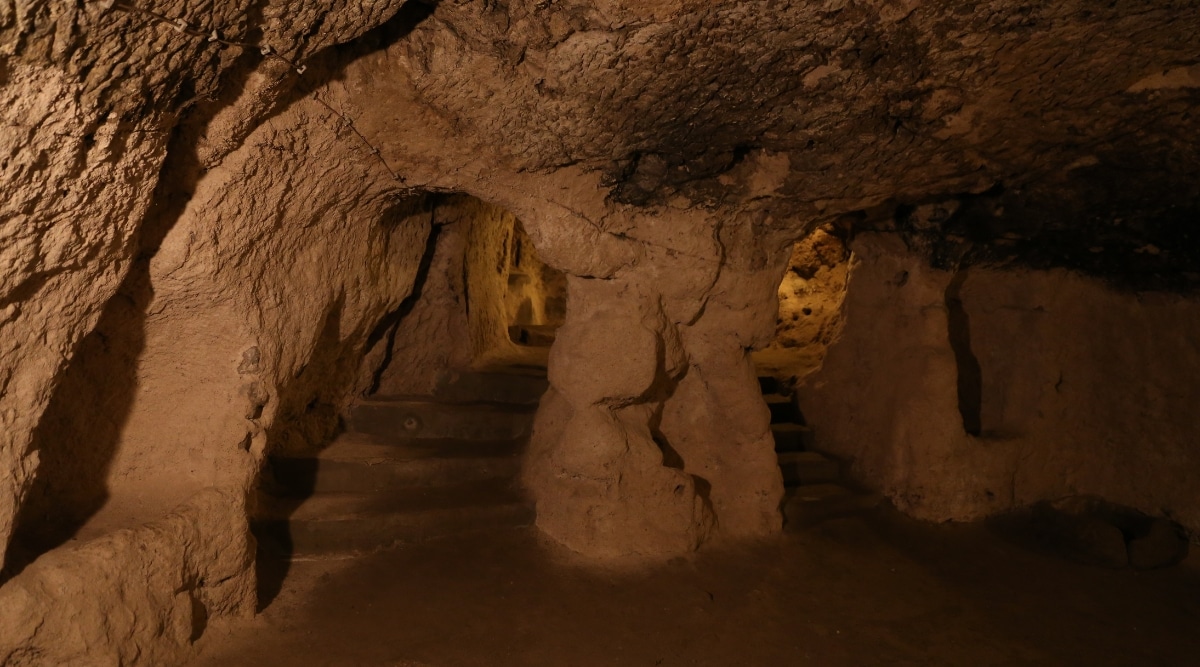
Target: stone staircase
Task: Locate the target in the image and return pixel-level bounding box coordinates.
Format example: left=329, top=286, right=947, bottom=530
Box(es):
left=761, top=376, right=879, bottom=528
left=253, top=371, right=545, bottom=559
left=252, top=371, right=874, bottom=559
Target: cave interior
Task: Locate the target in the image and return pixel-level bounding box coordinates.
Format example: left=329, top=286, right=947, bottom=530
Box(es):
left=1, top=0, right=1199, bottom=665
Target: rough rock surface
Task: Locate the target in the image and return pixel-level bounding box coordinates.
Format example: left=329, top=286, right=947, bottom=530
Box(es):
left=366, top=194, right=551, bottom=400
left=798, top=234, right=1200, bottom=535
left=370, top=196, right=494, bottom=398
left=756, top=228, right=853, bottom=379
left=0, top=488, right=254, bottom=665
left=1, top=0, right=1198, bottom=662
left=0, top=0, right=409, bottom=576
left=1, top=3, right=424, bottom=661
left=521, top=209, right=791, bottom=558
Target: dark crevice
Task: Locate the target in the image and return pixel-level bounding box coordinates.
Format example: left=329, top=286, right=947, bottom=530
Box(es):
left=366, top=200, right=442, bottom=396
left=1, top=274, right=150, bottom=586
left=945, top=268, right=982, bottom=436
left=256, top=1, right=438, bottom=146
left=254, top=296, right=350, bottom=610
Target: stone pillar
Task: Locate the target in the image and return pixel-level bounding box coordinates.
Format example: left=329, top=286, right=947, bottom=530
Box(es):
left=524, top=276, right=714, bottom=559
left=522, top=215, right=791, bottom=558
left=659, top=251, right=791, bottom=540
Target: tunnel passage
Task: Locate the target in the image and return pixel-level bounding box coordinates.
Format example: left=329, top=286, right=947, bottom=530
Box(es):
left=746, top=228, right=876, bottom=529
left=253, top=194, right=557, bottom=596
left=754, top=226, right=854, bottom=382
left=505, top=222, right=567, bottom=348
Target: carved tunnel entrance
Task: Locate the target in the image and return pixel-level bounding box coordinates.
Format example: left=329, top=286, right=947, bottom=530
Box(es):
left=252, top=194, right=565, bottom=605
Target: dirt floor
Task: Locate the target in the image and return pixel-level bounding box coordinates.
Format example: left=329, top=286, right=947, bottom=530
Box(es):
left=189, top=509, right=1200, bottom=667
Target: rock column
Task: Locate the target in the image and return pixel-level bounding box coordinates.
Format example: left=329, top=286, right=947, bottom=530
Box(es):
left=522, top=210, right=791, bottom=559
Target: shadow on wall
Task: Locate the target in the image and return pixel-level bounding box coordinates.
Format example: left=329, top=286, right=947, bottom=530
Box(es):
left=252, top=298, right=353, bottom=610
left=0, top=0, right=443, bottom=601
left=944, top=268, right=983, bottom=436
left=0, top=0, right=274, bottom=584
left=250, top=212, right=439, bottom=610
left=253, top=259, right=451, bottom=610
left=251, top=198, right=442, bottom=611
left=1, top=270, right=151, bottom=584
left=365, top=217, right=444, bottom=396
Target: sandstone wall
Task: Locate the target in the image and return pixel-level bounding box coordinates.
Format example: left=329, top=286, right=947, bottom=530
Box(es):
left=798, top=233, right=1200, bottom=534
left=0, top=4, right=418, bottom=662
left=368, top=200, right=475, bottom=398
left=369, top=195, right=534, bottom=397
left=464, top=199, right=529, bottom=367
left=0, top=0, right=407, bottom=575
left=2, top=0, right=1197, bottom=660
left=522, top=209, right=797, bottom=559
left=0, top=489, right=254, bottom=665
left=505, top=221, right=568, bottom=332
left=1, top=90, right=428, bottom=665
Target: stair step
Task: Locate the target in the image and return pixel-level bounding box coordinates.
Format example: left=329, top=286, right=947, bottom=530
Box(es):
left=778, top=451, right=840, bottom=486
left=264, top=434, right=522, bottom=496
left=782, top=483, right=880, bottom=529
left=508, top=324, right=558, bottom=347
left=425, top=370, right=549, bottom=406
left=253, top=480, right=534, bottom=557
left=772, top=423, right=814, bottom=452
left=758, top=376, right=783, bottom=395
left=764, top=394, right=805, bottom=425
left=350, top=399, right=535, bottom=441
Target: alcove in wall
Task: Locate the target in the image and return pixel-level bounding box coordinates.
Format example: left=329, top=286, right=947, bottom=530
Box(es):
left=753, top=226, right=854, bottom=383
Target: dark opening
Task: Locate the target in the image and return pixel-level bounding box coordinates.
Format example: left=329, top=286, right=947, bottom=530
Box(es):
left=945, top=269, right=983, bottom=436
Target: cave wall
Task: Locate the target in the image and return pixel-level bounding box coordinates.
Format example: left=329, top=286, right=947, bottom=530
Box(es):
left=368, top=199, right=475, bottom=398
left=0, top=0, right=408, bottom=577
left=1, top=101, right=428, bottom=664
left=463, top=198, right=531, bottom=367
left=1, top=0, right=1197, bottom=660
left=798, top=233, right=1200, bottom=534
left=0, top=10, right=425, bottom=660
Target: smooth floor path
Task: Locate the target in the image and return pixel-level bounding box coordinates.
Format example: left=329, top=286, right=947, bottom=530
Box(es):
left=190, top=508, right=1200, bottom=667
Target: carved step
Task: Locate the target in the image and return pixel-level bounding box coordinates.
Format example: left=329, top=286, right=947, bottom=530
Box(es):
left=764, top=393, right=805, bottom=425
left=782, top=483, right=880, bottom=529
left=350, top=399, right=535, bottom=441
left=778, top=450, right=840, bottom=486
left=508, top=324, right=558, bottom=346
left=254, top=478, right=533, bottom=557
left=263, top=433, right=522, bottom=496
left=772, top=423, right=815, bottom=452
left=425, top=370, right=549, bottom=406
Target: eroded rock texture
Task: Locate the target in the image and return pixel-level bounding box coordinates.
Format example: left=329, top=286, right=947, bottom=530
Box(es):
left=1, top=0, right=1198, bottom=662
left=756, top=228, right=852, bottom=379
left=798, top=234, right=1200, bottom=533
left=2, top=2, right=419, bottom=662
